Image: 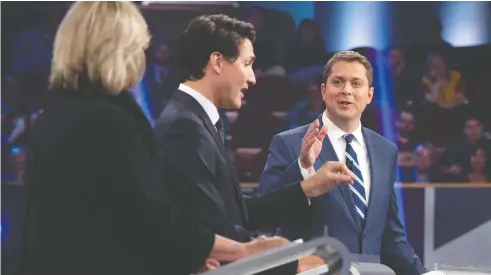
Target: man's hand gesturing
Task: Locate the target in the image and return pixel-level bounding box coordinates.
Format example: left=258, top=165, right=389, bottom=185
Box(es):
left=300, top=120, right=328, bottom=170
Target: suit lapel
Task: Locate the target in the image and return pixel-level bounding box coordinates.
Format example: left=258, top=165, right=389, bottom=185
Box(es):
left=174, top=91, right=249, bottom=224
left=362, top=128, right=380, bottom=230
left=316, top=116, right=362, bottom=231
left=201, top=113, right=231, bottom=162
left=200, top=112, right=250, bottom=225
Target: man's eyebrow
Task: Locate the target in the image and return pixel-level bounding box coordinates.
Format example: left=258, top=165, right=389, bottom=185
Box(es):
left=331, top=76, right=364, bottom=82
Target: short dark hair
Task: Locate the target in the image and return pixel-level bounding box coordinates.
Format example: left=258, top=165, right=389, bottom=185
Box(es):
left=426, top=51, right=445, bottom=64
left=322, top=51, right=373, bottom=86
left=398, top=107, right=415, bottom=119
left=384, top=46, right=404, bottom=57
left=178, top=14, right=256, bottom=81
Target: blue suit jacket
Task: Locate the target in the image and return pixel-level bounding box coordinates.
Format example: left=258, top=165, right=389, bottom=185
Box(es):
left=258, top=119, right=426, bottom=275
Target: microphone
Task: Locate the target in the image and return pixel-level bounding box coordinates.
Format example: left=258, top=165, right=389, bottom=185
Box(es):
left=346, top=159, right=353, bottom=170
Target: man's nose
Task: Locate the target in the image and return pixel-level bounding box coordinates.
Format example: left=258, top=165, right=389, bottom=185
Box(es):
left=341, top=83, right=353, bottom=94
left=248, top=71, right=256, bottom=86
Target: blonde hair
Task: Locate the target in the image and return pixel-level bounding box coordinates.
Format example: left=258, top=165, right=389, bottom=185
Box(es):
left=50, top=2, right=150, bottom=94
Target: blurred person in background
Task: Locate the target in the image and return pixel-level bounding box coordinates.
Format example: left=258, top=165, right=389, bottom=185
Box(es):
left=440, top=116, right=491, bottom=181
left=421, top=52, right=467, bottom=109
left=399, top=143, right=439, bottom=183
left=385, top=47, right=422, bottom=108
left=441, top=146, right=490, bottom=183
left=137, top=36, right=178, bottom=119
left=287, top=82, right=324, bottom=129
left=395, top=108, right=422, bottom=168
left=287, top=19, right=327, bottom=73
left=245, top=6, right=282, bottom=77
left=19, top=3, right=290, bottom=275
left=396, top=108, right=420, bottom=152
left=465, top=147, right=490, bottom=182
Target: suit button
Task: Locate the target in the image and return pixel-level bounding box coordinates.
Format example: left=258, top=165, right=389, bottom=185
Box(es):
left=361, top=235, right=365, bottom=240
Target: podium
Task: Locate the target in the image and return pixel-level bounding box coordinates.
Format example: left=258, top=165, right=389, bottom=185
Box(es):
left=201, top=237, right=395, bottom=275
left=201, top=236, right=351, bottom=275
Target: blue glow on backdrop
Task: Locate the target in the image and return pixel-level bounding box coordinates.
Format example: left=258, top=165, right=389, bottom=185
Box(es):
left=242, top=2, right=314, bottom=26
left=316, top=2, right=391, bottom=52
left=131, top=81, right=154, bottom=126
left=439, top=1, right=491, bottom=47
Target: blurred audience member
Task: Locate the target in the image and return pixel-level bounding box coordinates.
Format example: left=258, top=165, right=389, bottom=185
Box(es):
left=137, top=36, right=178, bottom=119
left=287, top=19, right=326, bottom=73
left=400, top=143, right=438, bottom=183
left=396, top=108, right=420, bottom=152
left=421, top=52, right=467, bottom=109
left=465, top=147, right=490, bottom=182
left=396, top=108, right=421, bottom=168
left=385, top=47, right=422, bottom=108
left=246, top=6, right=283, bottom=76
left=287, top=82, right=324, bottom=129
left=439, top=116, right=491, bottom=181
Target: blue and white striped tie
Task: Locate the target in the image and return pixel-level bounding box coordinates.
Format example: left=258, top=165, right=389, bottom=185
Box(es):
left=344, top=134, right=367, bottom=224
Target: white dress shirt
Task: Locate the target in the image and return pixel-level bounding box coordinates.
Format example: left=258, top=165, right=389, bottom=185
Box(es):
left=299, top=111, right=372, bottom=202
left=178, top=83, right=220, bottom=127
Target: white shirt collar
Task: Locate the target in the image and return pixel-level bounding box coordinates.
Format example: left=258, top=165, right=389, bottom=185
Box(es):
left=178, top=83, right=220, bottom=125
left=322, top=111, right=365, bottom=148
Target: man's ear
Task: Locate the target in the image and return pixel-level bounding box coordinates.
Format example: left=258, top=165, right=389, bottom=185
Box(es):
left=321, top=83, right=327, bottom=101
left=209, top=52, right=222, bottom=75
left=367, top=86, right=374, bottom=104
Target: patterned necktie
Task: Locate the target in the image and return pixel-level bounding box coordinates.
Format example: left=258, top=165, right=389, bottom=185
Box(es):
left=344, top=134, right=367, bottom=224
left=215, top=119, right=226, bottom=145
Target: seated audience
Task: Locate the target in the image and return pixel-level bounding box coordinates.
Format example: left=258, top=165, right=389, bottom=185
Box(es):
left=439, top=116, right=491, bottom=181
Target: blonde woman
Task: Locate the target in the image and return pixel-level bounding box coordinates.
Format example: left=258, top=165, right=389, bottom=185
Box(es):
left=20, top=2, right=288, bottom=275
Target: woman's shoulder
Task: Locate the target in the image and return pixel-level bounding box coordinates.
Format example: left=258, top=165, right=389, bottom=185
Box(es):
left=42, top=90, right=138, bottom=135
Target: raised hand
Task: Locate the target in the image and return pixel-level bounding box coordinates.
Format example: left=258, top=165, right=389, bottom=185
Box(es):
left=300, top=120, right=328, bottom=169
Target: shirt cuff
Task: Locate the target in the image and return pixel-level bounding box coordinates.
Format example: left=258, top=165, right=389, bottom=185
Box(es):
left=298, top=158, right=315, bottom=180
left=298, top=158, right=315, bottom=206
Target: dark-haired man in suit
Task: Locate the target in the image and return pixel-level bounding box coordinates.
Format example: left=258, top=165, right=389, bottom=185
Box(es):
left=154, top=14, right=355, bottom=274
left=258, top=51, right=427, bottom=275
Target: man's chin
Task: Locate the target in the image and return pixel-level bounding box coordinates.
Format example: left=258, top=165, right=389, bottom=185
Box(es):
left=335, top=111, right=357, bottom=121
left=221, top=101, right=241, bottom=110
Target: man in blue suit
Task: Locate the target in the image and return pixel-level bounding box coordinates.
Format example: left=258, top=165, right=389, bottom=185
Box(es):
left=258, top=51, right=426, bottom=275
